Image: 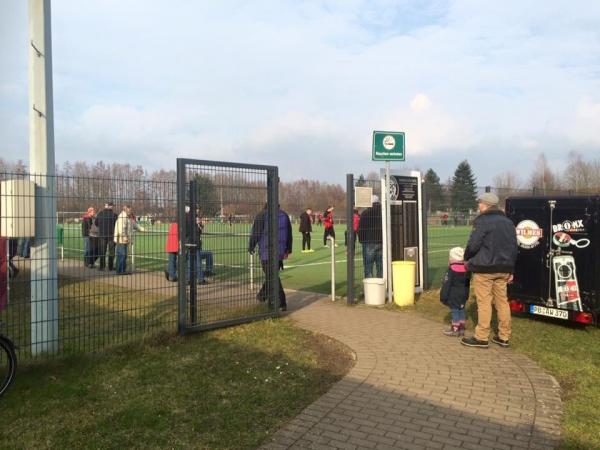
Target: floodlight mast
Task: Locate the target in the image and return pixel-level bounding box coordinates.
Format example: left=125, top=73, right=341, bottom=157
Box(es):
left=29, top=0, right=59, bottom=355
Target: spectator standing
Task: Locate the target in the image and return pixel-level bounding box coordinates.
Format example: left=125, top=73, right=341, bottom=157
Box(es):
left=440, top=247, right=470, bottom=336
left=357, top=195, right=383, bottom=278
left=81, top=207, right=95, bottom=267
left=461, top=193, right=518, bottom=349
left=248, top=205, right=292, bottom=311
left=164, top=222, right=179, bottom=282
left=95, top=202, right=118, bottom=271
left=88, top=212, right=100, bottom=268
left=114, top=205, right=134, bottom=274
left=299, top=208, right=314, bottom=253
left=192, top=214, right=214, bottom=284
left=323, top=206, right=337, bottom=247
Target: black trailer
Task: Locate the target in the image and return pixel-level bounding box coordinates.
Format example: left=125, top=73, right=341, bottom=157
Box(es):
left=506, top=195, right=600, bottom=325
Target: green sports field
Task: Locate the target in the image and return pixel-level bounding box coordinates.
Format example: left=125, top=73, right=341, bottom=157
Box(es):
left=60, top=223, right=472, bottom=295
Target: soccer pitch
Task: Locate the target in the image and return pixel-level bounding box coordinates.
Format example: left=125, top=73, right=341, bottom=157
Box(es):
left=61, top=223, right=472, bottom=294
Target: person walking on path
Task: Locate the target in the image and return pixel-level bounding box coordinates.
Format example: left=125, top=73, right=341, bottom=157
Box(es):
left=461, top=192, right=517, bottom=349
left=299, top=208, right=314, bottom=253
left=81, top=206, right=96, bottom=267
left=95, top=202, right=118, bottom=271
left=357, top=195, right=383, bottom=278
left=323, top=206, right=337, bottom=247
left=440, top=247, right=470, bottom=337
left=248, top=204, right=292, bottom=311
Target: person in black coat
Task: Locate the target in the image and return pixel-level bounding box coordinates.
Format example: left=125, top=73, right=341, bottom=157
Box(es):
left=440, top=247, right=470, bottom=336
left=299, top=208, right=313, bottom=252
left=95, top=202, right=118, bottom=271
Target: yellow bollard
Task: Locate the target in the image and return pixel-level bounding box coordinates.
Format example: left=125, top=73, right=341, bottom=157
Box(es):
left=392, top=261, right=416, bottom=306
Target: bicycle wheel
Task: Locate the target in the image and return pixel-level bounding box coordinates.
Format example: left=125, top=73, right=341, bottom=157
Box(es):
left=0, top=335, right=17, bottom=397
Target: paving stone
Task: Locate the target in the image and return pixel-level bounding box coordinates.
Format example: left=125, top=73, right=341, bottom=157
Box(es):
left=259, top=293, right=563, bottom=450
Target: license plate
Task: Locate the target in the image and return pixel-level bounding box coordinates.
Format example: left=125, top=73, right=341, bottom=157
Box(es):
left=530, top=305, right=569, bottom=320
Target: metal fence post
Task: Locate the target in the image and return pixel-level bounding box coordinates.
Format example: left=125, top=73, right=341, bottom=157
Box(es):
left=346, top=174, right=355, bottom=305
left=421, top=182, right=430, bottom=290
left=267, top=168, right=279, bottom=312
left=176, top=158, right=187, bottom=334
left=189, top=179, right=198, bottom=325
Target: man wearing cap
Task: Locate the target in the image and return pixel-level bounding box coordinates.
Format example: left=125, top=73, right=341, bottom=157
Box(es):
left=357, top=195, right=383, bottom=278
left=461, top=192, right=518, bottom=349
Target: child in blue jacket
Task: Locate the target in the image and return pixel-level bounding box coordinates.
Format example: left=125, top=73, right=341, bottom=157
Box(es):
left=440, top=247, right=470, bottom=336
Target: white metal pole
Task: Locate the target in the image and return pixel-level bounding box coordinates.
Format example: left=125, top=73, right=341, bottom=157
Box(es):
left=329, top=236, right=335, bottom=301
left=29, top=0, right=59, bottom=355
left=385, top=162, right=392, bottom=303
left=250, top=252, right=254, bottom=289
left=131, top=238, right=135, bottom=273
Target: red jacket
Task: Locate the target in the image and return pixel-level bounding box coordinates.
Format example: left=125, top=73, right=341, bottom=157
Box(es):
left=324, top=211, right=334, bottom=229
left=353, top=213, right=359, bottom=232
left=165, top=223, right=179, bottom=253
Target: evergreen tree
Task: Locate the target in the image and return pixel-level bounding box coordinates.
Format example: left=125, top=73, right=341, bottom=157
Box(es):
left=193, top=175, right=220, bottom=217
left=450, top=160, right=478, bottom=213
left=423, top=168, right=444, bottom=212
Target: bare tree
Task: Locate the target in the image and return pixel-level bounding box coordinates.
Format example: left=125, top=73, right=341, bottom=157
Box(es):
left=528, top=153, right=560, bottom=193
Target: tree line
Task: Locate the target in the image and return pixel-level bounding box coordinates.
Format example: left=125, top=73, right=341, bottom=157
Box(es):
left=424, top=151, right=600, bottom=214
left=3, top=152, right=598, bottom=219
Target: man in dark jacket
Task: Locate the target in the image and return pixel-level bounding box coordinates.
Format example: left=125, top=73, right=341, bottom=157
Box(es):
left=357, top=195, right=383, bottom=278
left=461, top=193, right=518, bottom=349
left=299, top=208, right=313, bottom=253
left=95, top=202, right=118, bottom=271
left=248, top=204, right=292, bottom=311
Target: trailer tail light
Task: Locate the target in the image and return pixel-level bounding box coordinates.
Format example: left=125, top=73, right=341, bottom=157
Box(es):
left=510, top=300, right=525, bottom=313
left=572, top=312, right=594, bottom=325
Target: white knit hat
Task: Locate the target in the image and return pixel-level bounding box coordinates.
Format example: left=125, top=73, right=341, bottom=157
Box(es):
left=449, top=247, right=464, bottom=261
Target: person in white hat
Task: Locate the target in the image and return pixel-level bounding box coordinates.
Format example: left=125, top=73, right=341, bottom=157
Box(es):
left=440, top=247, right=470, bottom=336
left=461, top=192, right=518, bottom=349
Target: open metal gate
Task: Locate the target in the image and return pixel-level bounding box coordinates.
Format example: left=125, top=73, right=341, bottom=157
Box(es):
left=176, top=158, right=280, bottom=333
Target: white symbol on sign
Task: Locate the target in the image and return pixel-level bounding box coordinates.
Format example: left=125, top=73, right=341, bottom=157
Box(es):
left=382, top=135, right=396, bottom=150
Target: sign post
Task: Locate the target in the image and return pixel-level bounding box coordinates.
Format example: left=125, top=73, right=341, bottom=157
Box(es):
left=372, top=131, right=405, bottom=303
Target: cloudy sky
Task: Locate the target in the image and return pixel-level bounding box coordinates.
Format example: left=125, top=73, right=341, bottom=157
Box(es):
left=1, top=0, right=600, bottom=186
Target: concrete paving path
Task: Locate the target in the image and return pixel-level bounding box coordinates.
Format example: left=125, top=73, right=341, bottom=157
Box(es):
left=262, top=292, right=562, bottom=450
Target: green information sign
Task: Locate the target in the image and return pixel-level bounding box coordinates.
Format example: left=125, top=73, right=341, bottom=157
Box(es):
left=372, top=131, right=405, bottom=161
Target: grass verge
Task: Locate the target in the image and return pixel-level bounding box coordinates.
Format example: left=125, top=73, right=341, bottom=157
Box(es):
left=0, top=319, right=354, bottom=449
left=412, top=290, right=600, bottom=450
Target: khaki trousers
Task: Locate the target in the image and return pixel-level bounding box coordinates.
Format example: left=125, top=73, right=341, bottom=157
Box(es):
left=473, top=273, right=512, bottom=341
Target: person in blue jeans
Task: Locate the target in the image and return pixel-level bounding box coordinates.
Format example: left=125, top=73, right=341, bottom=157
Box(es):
left=188, top=214, right=214, bottom=284
left=440, top=247, right=471, bottom=336
left=357, top=195, right=383, bottom=278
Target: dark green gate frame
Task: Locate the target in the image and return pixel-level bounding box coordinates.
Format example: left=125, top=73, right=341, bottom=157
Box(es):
left=176, top=158, right=280, bottom=334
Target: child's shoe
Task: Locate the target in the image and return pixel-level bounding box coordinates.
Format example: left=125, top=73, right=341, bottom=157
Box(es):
left=442, top=326, right=461, bottom=337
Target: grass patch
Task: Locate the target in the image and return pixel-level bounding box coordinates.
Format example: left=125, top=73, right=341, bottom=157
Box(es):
left=0, top=319, right=354, bottom=449
left=413, top=290, right=600, bottom=450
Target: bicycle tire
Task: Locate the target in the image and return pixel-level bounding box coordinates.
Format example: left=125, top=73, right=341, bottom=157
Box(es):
left=0, top=335, right=17, bottom=398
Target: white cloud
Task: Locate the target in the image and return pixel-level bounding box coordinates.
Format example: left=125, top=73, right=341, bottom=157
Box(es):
left=2, top=0, right=600, bottom=185
left=410, top=94, right=432, bottom=112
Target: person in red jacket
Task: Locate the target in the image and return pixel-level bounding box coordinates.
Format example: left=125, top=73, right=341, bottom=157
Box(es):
left=323, top=206, right=337, bottom=247
left=164, top=222, right=179, bottom=282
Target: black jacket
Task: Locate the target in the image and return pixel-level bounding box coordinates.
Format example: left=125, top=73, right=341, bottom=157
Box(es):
left=299, top=212, right=312, bottom=233
left=440, top=263, right=470, bottom=309
left=464, top=208, right=518, bottom=273
left=357, top=203, right=382, bottom=244
left=95, top=208, right=118, bottom=239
